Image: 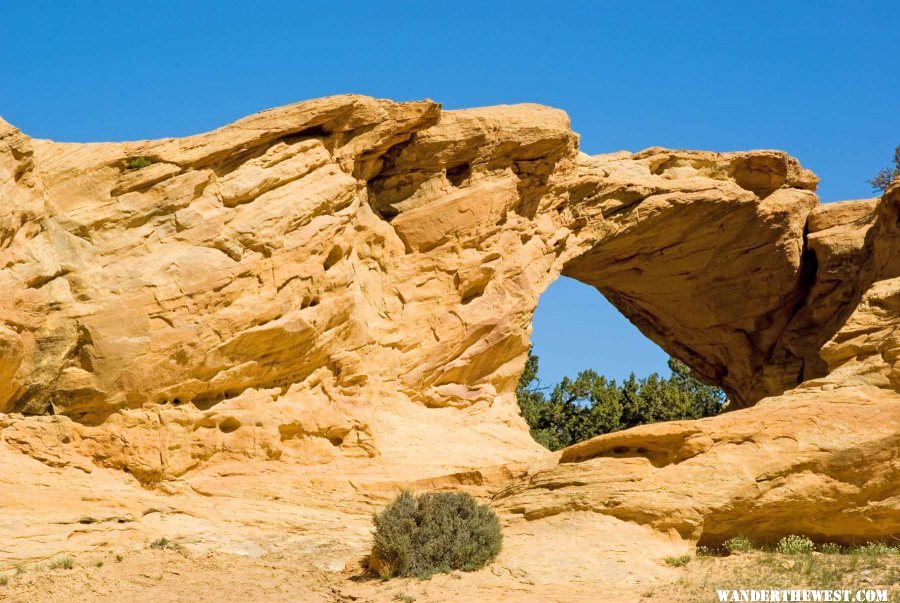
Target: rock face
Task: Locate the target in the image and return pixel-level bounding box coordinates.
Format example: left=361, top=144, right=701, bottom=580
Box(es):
left=0, top=95, right=898, bottom=578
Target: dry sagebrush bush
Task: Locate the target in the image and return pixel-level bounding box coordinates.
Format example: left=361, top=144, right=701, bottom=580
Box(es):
left=371, top=490, right=502, bottom=579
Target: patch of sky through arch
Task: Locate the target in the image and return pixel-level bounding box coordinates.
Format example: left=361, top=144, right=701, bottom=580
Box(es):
left=530, top=276, right=670, bottom=389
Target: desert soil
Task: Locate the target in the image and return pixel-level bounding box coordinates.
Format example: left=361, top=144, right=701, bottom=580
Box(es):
left=3, top=547, right=897, bottom=602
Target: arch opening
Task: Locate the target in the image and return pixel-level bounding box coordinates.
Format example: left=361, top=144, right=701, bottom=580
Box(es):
left=518, top=276, right=727, bottom=451
left=531, top=277, right=669, bottom=387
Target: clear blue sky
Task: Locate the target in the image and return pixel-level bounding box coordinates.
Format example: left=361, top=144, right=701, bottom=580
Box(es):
left=2, top=1, right=897, bottom=386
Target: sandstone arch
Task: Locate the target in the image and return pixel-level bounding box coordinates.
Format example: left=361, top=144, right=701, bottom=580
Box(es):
left=0, top=96, right=868, bottom=421
left=0, top=96, right=897, bottom=563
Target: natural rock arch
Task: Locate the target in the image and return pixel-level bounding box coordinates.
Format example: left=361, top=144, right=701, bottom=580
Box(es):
left=0, top=94, right=882, bottom=447
left=0, top=96, right=897, bottom=547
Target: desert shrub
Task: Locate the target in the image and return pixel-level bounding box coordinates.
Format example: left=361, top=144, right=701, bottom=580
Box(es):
left=48, top=556, right=74, bottom=570
left=724, top=536, right=754, bottom=554
left=854, top=542, right=897, bottom=556
left=819, top=543, right=843, bottom=554
left=664, top=554, right=692, bottom=567
left=695, top=546, right=713, bottom=557
left=371, top=490, right=502, bottom=579
left=695, top=545, right=729, bottom=557
left=776, top=535, right=815, bottom=555
left=393, top=594, right=415, bottom=603
left=0, top=575, right=7, bottom=586
left=126, top=156, right=153, bottom=170
left=150, top=537, right=172, bottom=549
left=870, top=146, right=900, bottom=192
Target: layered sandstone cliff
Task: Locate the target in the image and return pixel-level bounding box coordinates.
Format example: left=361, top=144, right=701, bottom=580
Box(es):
left=1, top=96, right=897, bottom=583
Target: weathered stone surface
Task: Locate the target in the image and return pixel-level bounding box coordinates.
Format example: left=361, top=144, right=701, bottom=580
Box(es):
left=0, top=96, right=826, bottom=427
left=495, top=385, right=900, bottom=544
left=1, top=96, right=898, bottom=595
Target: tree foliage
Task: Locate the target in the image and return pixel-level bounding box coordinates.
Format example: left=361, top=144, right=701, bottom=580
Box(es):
left=125, top=156, right=154, bottom=170
left=516, top=349, right=726, bottom=450
left=869, top=146, right=900, bottom=192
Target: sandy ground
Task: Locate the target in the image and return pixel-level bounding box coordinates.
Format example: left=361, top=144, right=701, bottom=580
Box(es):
left=4, top=547, right=897, bottom=603
left=0, top=446, right=686, bottom=602
left=0, top=547, right=638, bottom=603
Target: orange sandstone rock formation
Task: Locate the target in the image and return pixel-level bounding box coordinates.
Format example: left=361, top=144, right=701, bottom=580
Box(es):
left=0, top=95, right=897, bottom=587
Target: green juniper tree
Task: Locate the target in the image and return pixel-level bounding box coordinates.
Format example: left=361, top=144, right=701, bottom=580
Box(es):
left=515, top=349, right=726, bottom=451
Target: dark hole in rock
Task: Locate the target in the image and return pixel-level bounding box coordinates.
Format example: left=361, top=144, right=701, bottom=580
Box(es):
left=219, top=417, right=241, bottom=434
left=446, top=163, right=472, bottom=187
left=378, top=205, right=400, bottom=222
left=324, top=246, right=343, bottom=270
left=294, top=124, right=331, bottom=139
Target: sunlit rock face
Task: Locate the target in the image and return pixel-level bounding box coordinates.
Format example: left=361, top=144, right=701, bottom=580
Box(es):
left=0, top=97, right=828, bottom=423
left=0, top=96, right=897, bottom=560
